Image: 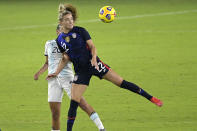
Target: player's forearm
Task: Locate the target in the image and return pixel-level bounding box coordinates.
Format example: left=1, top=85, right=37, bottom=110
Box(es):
left=90, top=44, right=97, bottom=60
left=87, top=39, right=97, bottom=59
left=37, top=63, right=48, bottom=75
left=55, top=55, right=69, bottom=75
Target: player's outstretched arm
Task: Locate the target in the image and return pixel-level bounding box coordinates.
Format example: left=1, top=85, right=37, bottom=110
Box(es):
left=34, top=56, right=48, bottom=80
left=46, top=53, right=70, bottom=80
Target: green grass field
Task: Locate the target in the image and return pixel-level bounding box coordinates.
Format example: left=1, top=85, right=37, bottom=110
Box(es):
left=0, top=0, right=197, bottom=130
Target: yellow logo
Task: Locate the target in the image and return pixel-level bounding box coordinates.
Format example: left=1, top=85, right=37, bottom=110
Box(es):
left=65, top=36, right=70, bottom=43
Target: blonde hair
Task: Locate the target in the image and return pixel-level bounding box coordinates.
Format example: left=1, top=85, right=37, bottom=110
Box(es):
left=58, top=4, right=77, bottom=21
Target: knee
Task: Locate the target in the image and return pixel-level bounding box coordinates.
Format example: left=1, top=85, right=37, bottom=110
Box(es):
left=71, top=96, right=81, bottom=103
left=79, top=101, right=88, bottom=111
left=71, top=93, right=82, bottom=103
left=112, top=78, right=123, bottom=87
left=103, top=70, right=123, bottom=87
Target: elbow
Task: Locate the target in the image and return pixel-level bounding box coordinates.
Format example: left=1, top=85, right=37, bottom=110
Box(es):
left=62, top=57, right=67, bottom=62
left=62, top=54, right=69, bottom=62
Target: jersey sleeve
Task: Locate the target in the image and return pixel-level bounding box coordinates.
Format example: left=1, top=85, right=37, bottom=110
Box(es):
left=44, top=41, right=49, bottom=56
left=80, top=27, right=91, bottom=41
left=56, top=35, right=66, bottom=53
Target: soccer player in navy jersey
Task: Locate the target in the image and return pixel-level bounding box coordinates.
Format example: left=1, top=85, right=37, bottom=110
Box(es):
left=47, top=4, right=163, bottom=131
left=34, top=24, right=106, bottom=131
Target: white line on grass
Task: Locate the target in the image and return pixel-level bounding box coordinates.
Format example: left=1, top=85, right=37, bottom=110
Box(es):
left=127, top=30, right=197, bottom=33
left=0, top=9, right=197, bottom=31
left=117, top=9, right=197, bottom=20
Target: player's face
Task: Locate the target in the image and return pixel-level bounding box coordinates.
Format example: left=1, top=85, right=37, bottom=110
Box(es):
left=61, top=13, right=74, bottom=31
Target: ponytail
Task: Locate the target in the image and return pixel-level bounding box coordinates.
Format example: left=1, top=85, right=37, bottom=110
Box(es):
left=58, top=4, right=77, bottom=21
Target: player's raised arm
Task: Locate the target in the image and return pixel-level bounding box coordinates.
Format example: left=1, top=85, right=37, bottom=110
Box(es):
left=46, top=53, right=70, bottom=80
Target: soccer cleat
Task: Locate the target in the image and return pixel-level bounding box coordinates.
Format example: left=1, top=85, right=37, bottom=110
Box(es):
left=151, top=97, right=163, bottom=107
left=99, top=129, right=106, bottom=131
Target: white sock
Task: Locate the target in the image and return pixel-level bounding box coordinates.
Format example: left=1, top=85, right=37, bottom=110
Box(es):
left=90, top=112, right=104, bottom=129
left=51, top=130, right=60, bottom=131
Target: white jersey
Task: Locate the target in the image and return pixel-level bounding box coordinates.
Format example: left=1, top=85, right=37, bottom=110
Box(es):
left=44, top=40, right=74, bottom=77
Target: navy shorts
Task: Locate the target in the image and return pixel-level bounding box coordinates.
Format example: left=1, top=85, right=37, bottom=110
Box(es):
left=73, top=57, right=110, bottom=85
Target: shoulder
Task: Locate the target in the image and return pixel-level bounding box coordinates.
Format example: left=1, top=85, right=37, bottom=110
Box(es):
left=73, top=26, right=85, bottom=30
left=56, top=33, right=64, bottom=42
left=72, top=26, right=91, bottom=40
left=72, top=26, right=88, bottom=33
left=56, top=33, right=64, bottom=46
left=45, top=40, right=56, bottom=46
left=73, top=26, right=90, bottom=37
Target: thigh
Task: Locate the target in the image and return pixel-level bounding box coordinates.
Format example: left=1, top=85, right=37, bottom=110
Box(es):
left=48, top=78, right=64, bottom=102
left=92, top=57, right=110, bottom=79
left=103, top=69, right=123, bottom=86
left=73, top=73, right=92, bottom=86
left=71, top=83, right=87, bottom=103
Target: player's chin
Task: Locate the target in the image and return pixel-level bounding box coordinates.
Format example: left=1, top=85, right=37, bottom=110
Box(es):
left=68, top=25, right=74, bottom=29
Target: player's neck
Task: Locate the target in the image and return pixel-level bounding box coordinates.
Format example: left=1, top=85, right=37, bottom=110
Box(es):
left=63, top=28, right=72, bottom=34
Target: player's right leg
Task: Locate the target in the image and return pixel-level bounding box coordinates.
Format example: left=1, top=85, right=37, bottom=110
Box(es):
left=102, top=69, right=163, bottom=107
left=48, top=77, right=64, bottom=131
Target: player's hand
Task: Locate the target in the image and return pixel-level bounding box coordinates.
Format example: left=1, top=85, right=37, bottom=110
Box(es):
left=46, top=73, right=57, bottom=80
left=34, top=73, right=39, bottom=80
left=91, top=58, right=99, bottom=71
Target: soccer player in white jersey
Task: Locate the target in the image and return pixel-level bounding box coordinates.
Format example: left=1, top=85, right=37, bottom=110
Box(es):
left=34, top=24, right=106, bottom=131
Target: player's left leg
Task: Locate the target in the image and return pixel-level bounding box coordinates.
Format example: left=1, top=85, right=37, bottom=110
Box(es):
left=49, top=102, right=61, bottom=131
left=61, top=76, right=105, bottom=130
left=102, top=69, right=163, bottom=107
left=48, top=77, right=65, bottom=130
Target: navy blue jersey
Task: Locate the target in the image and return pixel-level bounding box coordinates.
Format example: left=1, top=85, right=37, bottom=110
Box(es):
left=56, top=26, right=92, bottom=73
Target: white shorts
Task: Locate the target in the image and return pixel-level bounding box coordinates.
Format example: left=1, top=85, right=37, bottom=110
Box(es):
left=48, top=76, right=73, bottom=102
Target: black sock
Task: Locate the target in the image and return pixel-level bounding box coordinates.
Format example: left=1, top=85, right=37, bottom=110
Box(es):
left=120, top=80, right=152, bottom=100
left=67, top=100, right=79, bottom=131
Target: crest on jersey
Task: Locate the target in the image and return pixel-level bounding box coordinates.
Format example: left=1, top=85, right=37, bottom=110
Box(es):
left=65, top=36, right=70, bottom=43
left=72, top=33, right=77, bottom=38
